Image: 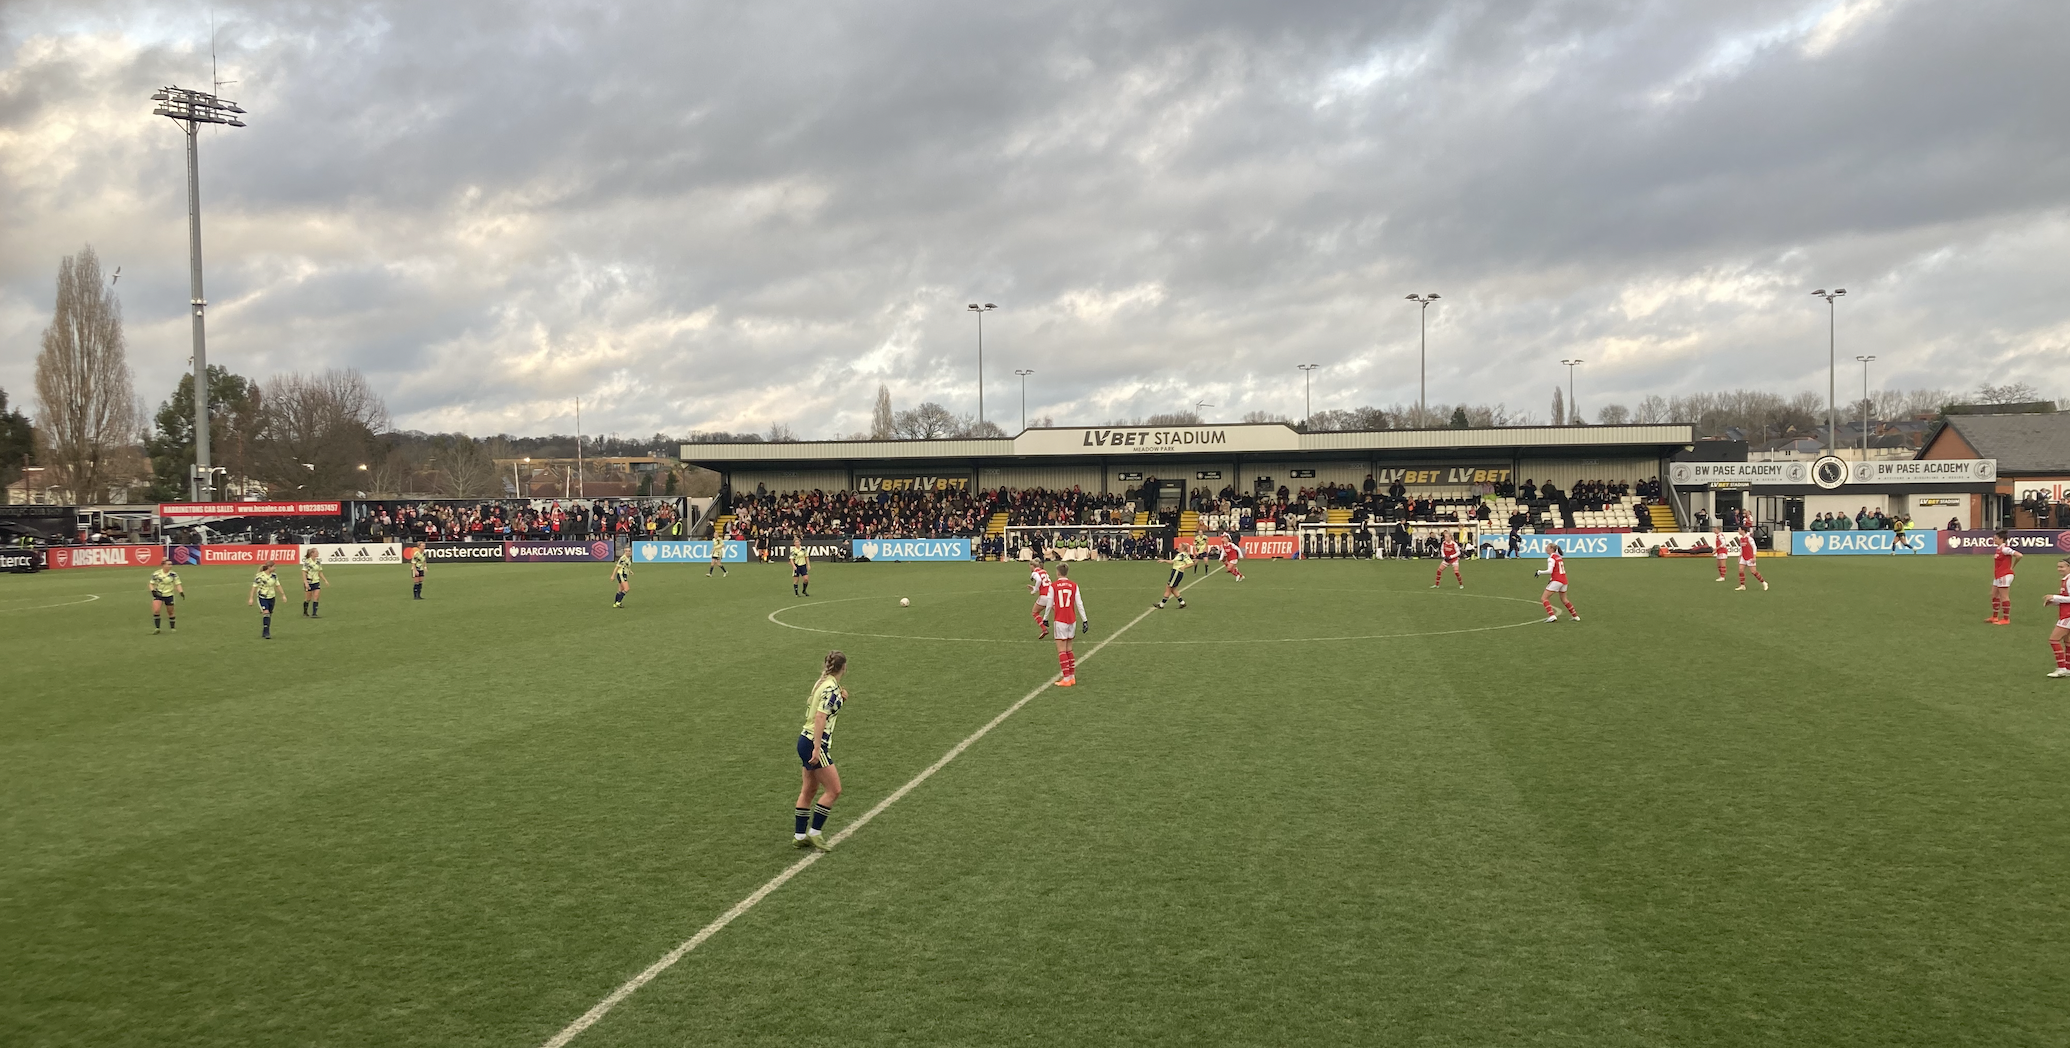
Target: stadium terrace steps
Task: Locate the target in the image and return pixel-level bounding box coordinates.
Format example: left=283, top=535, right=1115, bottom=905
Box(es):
left=1326, top=509, right=1354, bottom=526
left=986, top=512, right=1009, bottom=536
left=1179, top=511, right=1200, bottom=538
left=1646, top=504, right=1677, bottom=531
left=712, top=514, right=735, bottom=539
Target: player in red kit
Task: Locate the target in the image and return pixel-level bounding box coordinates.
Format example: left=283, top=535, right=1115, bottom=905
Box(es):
left=1220, top=531, right=1245, bottom=581
left=1029, top=557, right=1054, bottom=638
left=1433, top=532, right=1464, bottom=589
left=1986, top=530, right=2022, bottom=625
left=1533, top=543, right=1579, bottom=623
left=1736, top=526, right=1768, bottom=591
left=1049, top=563, right=1090, bottom=686
left=2046, top=558, right=2070, bottom=678
left=1712, top=526, right=1730, bottom=583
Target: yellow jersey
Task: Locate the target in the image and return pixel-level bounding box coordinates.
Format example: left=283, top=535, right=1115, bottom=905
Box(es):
left=799, top=674, right=845, bottom=741
left=1171, top=550, right=1195, bottom=572
left=790, top=547, right=810, bottom=568
left=150, top=568, right=180, bottom=596
left=251, top=569, right=284, bottom=599
left=301, top=559, right=325, bottom=583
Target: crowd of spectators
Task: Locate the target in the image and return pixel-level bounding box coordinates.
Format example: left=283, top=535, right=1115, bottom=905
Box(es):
left=730, top=487, right=994, bottom=540
left=1807, top=508, right=1911, bottom=531
left=353, top=499, right=686, bottom=543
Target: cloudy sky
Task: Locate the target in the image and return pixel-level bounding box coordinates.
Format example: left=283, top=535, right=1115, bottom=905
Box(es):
left=3, top=0, right=2067, bottom=440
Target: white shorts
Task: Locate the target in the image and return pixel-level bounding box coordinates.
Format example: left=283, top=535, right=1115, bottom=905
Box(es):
left=1741, top=556, right=1758, bottom=566
left=1034, top=594, right=1053, bottom=608
left=1052, top=621, right=1076, bottom=640
left=1544, top=581, right=1568, bottom=592
left=1993, top=575, right=2014, bottom=589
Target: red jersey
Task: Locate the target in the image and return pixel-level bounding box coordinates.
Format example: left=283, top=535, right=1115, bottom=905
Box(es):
left=1222, top=536, right=1242, bottom=560
left=2056, top=576, right=2070, bottom=622
left=1545, top=550, right=1567, bottom=584
left=1050, top=579, right=1086, bottom=624
left=1030, top=566, right=1053, bottom=598
left=1440, top=539, right=1460, bottom=562
left=1993, top=545, right=2017, bottom=578
left=1713, top=533, right=1729, bottom=559
left=1737, top=532, right=1758, bottom=562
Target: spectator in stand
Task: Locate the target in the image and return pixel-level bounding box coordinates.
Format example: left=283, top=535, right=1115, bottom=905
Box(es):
left=1947, top=516, right=1962, bottom=532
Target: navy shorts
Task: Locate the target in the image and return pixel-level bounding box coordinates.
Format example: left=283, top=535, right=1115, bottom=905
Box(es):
left=258, top=596, right=276, bottom=613
left=153, top=593, right=175, bottom=605
left=793, top=564, right=809, bottom=577
left=1168, top=569, right=1185, bottom=589
left=306, top=581, right=320, bottom=591
left=797, top=733, right=833, bottom=769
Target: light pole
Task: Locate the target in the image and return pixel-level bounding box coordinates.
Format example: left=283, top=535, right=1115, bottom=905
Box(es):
left=152, top=85, right=246, bottom=500
left=1855, top=355, right=1876, bottom=459
left=967, top=303, right=996, bottom=425
left=1812, top=289, right=1847, bottom=452
left=1014, top=369, right=1034, bottom=432
left=1297, top=364, right=1320, bottom=425
left=1405, top=293, right=1440, bottom=424
left=1560, top=359, right=1585, bottom=425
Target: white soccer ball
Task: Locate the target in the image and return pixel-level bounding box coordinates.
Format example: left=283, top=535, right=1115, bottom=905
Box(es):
left=899, top=597, right=910, bottom=607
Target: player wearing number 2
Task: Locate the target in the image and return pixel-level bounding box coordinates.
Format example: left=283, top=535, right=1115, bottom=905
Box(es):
left=1534, top=543, right=1580, bottom=623
left=1050, top=563, right=1090, bottom=686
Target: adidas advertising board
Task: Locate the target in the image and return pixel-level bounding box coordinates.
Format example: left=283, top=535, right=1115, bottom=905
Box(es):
left=631, top=540, right=749, bottom=563
left=850, top=538, right=972, bottom=562
left=1514, top=533, right=1624, bottom=558
left=1791, top=531, right=1936, bottom=555
left=1620, top=532, right=1746, bottom=557
left=299, top=543, right=403, bottom=566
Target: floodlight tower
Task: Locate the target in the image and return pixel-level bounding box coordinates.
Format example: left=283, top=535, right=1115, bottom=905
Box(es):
left=1405, top=293, right=1440, bottom=424
left=1811, top=289, right=1846, bottom=453
left=153, top=85, right=246, bottom=500
left=967, top=303, right=996, bottom=426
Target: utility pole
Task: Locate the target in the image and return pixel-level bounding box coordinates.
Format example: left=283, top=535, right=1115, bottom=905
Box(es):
left=575, top=397, right=585, bottom=498
left=1812, top=289, right=1847, bottom=452
left=967, top=303, right=996, bottom=425
left=1560, top=359, right=1585, bottom=424
left=152, top=85, right=245, bottom=500
left=1404, top=294, right=1440, bottom=424
left=1297, top=364, right=1320, bottom=424
left=1855, top=355, right=1876, bottom=459
left=1014, top=369, right=1034, bottom=432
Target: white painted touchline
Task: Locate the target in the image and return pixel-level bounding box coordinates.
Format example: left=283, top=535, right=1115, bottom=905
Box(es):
left=538, top=568, right=1220, bottom=1048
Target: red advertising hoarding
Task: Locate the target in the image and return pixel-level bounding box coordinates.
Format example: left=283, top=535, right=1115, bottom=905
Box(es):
left=1240, top=534, right=1300, bottom=559
left=158, top=501, right=343, bottom=518
left=165, top=544, right=305, bottom=566
left=47, top=545, right=164, bottom=569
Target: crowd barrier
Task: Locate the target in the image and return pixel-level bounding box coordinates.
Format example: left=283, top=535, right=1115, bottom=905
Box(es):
left=852, top=538, right=972, bottom=562
left=1791, top=531, right=1935, bottom=555
left=632, top=540, right=750, bottom=564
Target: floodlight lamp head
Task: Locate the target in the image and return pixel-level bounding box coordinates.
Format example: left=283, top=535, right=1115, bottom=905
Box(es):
left=967, top=303, right=979, bottom=309
left=1834, top=289, right=1846, bottom=296
left=1428, top=293, right=1440, bottom=299
left=1812, top=289, right=1826, bottom=296
left=984, top=303, right=996, bottom=309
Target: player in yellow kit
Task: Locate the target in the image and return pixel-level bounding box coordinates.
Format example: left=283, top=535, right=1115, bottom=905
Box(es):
left=792, top=650, right=848, bottom=852
left=149, top=565, right=184, bottom=633
left=1155, top=547, right=1193, bottom=609
left=300, top=549, right=328, bottom=617
left=409, top=546, right=428, bottom=599
left=247, top=563, right=285, bottom=640
left=790, top=536, right=811, bottom=597
left=612, top=550, right=633, bottom=607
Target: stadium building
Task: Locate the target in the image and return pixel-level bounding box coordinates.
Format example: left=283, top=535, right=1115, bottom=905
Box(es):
left=682, top=422, right=1698, bottom=546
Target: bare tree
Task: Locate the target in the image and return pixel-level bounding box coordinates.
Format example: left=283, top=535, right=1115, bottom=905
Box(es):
left=871, top=384, right=895, bottom=439
left=893, top=402, right=958, bottom=439
left=1550, top=387, right=1565, bottom=428
left=766, top=421, right=798, bottom=442
left=956, top=417, right=1007, bottom=438
left=255, top=369, right=390, bottom=496
left=1974, top=381, right=2041, bottom=405
left=33, top=245, right=138, bottom=503
left=1142, top=411, right=1203, bottom=427
left=1634, top=394, right=1669, bottom=423
left=1596, top=403, right=1632, bottom=424
left=434, top=434, right=501, bottom=497
left=1242, top=410, right=1290, bottom=424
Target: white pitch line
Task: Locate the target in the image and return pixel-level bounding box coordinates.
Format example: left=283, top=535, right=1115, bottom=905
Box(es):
left=539, top=568, right=1220, bottom=1048
left=0, top=594, right=101, bottom=612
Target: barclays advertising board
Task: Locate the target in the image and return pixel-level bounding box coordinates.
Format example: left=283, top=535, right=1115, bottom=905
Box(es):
left=851, top=538, right=972, bottom=562
left=1791, top=531, right=1936, bottom=555
left=1514, top=533, right=1625, bottom=558
left=632, top=540, right=749, bottom=563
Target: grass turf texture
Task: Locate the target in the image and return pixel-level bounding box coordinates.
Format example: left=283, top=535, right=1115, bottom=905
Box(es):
left=2, top=556, right=2067, bottom=1047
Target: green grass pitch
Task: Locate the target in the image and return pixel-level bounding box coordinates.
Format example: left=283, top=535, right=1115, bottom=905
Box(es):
left=3, top=554, right=2068, bottom=1047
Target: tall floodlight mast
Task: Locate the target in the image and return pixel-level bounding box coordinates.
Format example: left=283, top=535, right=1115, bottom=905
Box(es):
left=152, top=85, right=246, bottom=500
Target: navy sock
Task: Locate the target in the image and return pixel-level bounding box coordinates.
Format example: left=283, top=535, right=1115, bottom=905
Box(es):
left=413, top=583, right=421, bottom=597
left=168, top=615, right=175, bottom=629
left=801, top=583, right=809, bottom=595
left=311, top=601, right=318, bottom=615
left=794, top=808, right=810, bottom=835
left=261, top=614, right=271, bottom=636
left=810, top=803, right=831, bottom=832
left=153, top=614, right=160, bottom=629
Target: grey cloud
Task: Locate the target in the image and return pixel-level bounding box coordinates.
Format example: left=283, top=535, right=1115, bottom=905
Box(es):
left=3, top=0, right=2066, bottom=441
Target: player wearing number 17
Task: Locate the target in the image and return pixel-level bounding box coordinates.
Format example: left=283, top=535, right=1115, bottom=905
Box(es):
left=1050, top=563, right=1090, bottom=686
left=1533, top=543, right=1580, bottom=623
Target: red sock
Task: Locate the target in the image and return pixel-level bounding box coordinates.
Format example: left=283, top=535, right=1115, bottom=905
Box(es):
left=1435, top=568, right=1443, bottom=585
left=1542, top=597, right=1555, bottom=615
left=2054, top=641, right=2068, bottom=669
left=1751, top=569, right=1765, bottom=583
left=1562, top=599, right=1577, bottom=617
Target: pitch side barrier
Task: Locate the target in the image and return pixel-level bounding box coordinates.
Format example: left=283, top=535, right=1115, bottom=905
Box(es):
left=1939, top=530, right=2070, bottom=556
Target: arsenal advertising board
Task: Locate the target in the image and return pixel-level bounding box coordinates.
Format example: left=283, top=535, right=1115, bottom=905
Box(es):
left=46, top=545, right=163, bottom=569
